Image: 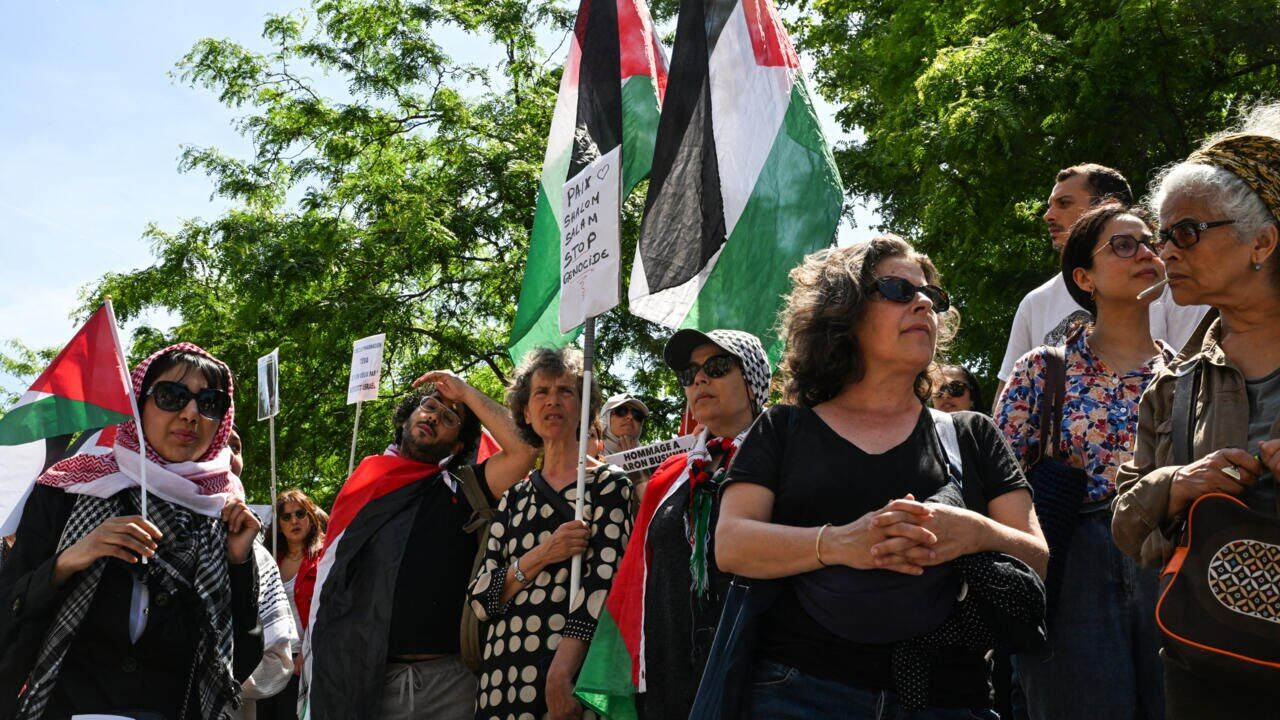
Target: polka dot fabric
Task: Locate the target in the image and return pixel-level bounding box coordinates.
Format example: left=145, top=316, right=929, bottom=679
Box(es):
left=467, top=466, right=633, bottom=719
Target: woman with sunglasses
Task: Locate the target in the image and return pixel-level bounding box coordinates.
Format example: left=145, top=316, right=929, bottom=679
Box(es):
left=716, top=237, right=1046, bottom=719
left=574, top=329, right=772, bottom=719
left=1112, top=105, right=1280, bottom=718
left=928, top=365, right=984, bottom=415
left=995, top=204, right=1171, bottom=720
left=254, top=489, right=324, bottom=720
left=0, top=344, right=264, bottom=720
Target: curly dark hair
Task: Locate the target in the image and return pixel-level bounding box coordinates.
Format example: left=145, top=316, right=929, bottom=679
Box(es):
left=1061, top=204, right=1156, bottom=315
left=506, top=347, right=602, bottom=448
left=392, top=384, right=482, bottom=460
left=779, top=236, right=957, bottom=407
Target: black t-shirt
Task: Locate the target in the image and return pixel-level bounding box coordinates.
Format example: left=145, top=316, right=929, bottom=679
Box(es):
left=386, top=462, right=493, bottom=657
left=724, top=405, right=1029, bottom=708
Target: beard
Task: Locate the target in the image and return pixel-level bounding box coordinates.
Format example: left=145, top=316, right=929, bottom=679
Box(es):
left=400, top=423, right=457, bottom=464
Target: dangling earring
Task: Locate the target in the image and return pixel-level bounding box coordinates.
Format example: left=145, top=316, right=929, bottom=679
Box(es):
left=1090, top=289, right=1096, bottom=300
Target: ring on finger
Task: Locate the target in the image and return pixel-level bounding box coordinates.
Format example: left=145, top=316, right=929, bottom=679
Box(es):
left=1222, top=464, right=1242, bottom=481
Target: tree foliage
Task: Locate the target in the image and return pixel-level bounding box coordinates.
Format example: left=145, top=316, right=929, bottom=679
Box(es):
left=794, top=0, right=1280, bottom=380
left=75, top=0, right=683, bottom=507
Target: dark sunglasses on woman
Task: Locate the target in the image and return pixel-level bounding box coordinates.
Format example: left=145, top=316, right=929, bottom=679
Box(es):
left=676, top=354, right=739, bottom=387
left=932, top=380, right=969, bottom=399
left=146, top=380, right=231, bottom=420
left=611, top=406, right=647, bottom=422
left=868, top=276, right=950, bottom=312
left=277, top=509, right=307, bottom=523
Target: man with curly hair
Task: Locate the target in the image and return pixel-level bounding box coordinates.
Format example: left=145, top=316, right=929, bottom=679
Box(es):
left=297, top=370, right=537, bottom=720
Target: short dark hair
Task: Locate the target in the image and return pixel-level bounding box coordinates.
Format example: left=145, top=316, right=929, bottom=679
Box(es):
left=1061, top=204, right=1156, bottom=315
left=506, top=347, right=602, bottom=448
left=934, top=364, right=985, bottom=415
left=392, top=385, right=482, bottom=459
left=779, top=235, right=957, bottom=407
left=138, top=350, right=230, bottom=411
left=1057, top=163, right=1133, bottom=206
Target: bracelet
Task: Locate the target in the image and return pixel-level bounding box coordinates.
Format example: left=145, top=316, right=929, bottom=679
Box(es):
left=815, top=523, right=832, bottom=567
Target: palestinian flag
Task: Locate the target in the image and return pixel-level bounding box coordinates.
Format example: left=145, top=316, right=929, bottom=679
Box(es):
left=574, top=452, right=686, bottom=719
left=627, top=0, right=843, bottom=360
left=0, top=305, right=134, bottom=534
left=507, top=0, right=668, bottom=362
left=297, top=453, right=444, bottom=719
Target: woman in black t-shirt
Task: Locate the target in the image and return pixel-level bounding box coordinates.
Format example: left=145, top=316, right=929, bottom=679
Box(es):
left=718, top=236, right=1049, bottom=719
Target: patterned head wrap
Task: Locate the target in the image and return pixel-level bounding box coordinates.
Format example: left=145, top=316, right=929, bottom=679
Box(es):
left=664, top=328, right=773, bottom=415
left=38, top=342, right=237, bottom=496
left=1186, top=133, right=1280, bottom=223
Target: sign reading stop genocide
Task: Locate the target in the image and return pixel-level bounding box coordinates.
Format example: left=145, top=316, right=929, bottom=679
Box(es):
left=559, top=146, right=622, bottom=333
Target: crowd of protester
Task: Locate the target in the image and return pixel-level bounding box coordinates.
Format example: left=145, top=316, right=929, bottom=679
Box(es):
left=1, top=103, right=1279, bottom=720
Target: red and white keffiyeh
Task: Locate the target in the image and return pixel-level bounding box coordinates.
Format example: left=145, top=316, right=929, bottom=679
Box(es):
left=36, top=342, right=242, bottom=517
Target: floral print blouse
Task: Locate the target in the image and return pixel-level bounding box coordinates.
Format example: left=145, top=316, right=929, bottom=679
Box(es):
left=995, top=325, right=1172, bottom=502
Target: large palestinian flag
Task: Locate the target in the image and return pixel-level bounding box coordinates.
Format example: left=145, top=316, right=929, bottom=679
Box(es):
left=507, top=0, right=668, bottom=362
left=297, top=453, right=445, bottom=719
left=0, top=305, right=133, bottom=534
left=627, top=0, right=843, bottom=361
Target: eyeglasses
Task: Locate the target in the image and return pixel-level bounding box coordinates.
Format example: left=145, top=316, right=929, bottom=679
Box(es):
left=277, top=509, right=307, bottom=523
left=868, top=276, right=950, bottom=312
left=676, top=354, right=739, bottom=387
left=1094, top=233, right=1159, bottom=259
left=1156, top=219, right=1236, bottom=250
left=418, top=396, right=462, bottom=428
left=932, top=381, right=969, bottom=399
left=611, top=406, right=647, bottom=422
left=147, top=381, right=231, bottom=420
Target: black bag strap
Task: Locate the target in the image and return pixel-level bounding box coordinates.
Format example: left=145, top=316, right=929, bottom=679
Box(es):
left=1171, top=362, right=1201, bottom=467
left=1032, top=346, right=1067, bottom=465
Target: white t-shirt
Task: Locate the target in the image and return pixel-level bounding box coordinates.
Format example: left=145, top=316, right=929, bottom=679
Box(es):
left=996, top=274, right=1209, bottom=380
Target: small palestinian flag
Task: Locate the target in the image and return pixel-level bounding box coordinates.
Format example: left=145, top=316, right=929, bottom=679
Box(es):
left=0, top=305, right=134, bottom=534
left=508, top=0, right=668, bottom=361
left=628, top=0, right=843, bottom=360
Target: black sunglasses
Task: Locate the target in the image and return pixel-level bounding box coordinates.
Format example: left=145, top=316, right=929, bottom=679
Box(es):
left=146, top=380, right=231, bottom=420
left=277, top=509, right=307, bottom=523
left=1156, top=219, right=1236, bottom=250
left=868, top=276, right=950, bottom=312
left=676, top=354, right=738, bottom=387
left=932, top=380, right=969, bottom=399
left=1094, top=233, right=1159, bottom=259
left=611, top=406, right=647, bottom=422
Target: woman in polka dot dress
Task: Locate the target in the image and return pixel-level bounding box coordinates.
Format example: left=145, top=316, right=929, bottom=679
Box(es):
left=469, top=347, right=632, bottom=720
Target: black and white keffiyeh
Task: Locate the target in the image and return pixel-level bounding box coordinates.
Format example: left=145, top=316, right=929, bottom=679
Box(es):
left=16, top=489, right=240, bottom=720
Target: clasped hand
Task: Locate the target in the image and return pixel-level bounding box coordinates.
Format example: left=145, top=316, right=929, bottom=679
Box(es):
left=822, top=494, right=984, bottom=576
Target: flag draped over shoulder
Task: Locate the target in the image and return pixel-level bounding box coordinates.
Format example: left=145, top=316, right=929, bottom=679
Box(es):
left=508, top=0, right=669, bottom=362
left=0, top=306, right=133, bottom=534
left=297, top=453, right=442, bottom=719
left=627, top=0, right=843, bottom=361
left=574, top=453, right=686, bottom=719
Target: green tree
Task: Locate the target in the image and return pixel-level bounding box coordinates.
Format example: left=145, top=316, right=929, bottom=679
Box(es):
left=79, top=0, right=683, bottom=507
left=794, top=0, right=1280, bottom=381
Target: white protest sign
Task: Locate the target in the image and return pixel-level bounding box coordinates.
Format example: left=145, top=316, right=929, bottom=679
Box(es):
left=559, top=145, right=622, bottom=333
left=346, top=333, right=386, bottom=404
left=603, top=434, right=699, bottom=474
left=257, top=348, right=280, bottom=421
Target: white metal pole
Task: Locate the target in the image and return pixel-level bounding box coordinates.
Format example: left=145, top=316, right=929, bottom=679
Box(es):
left=569, top=317, right=595, bottom=607
left=269, top=414, right=278, bottom=558
left=348, top=400, right=363, bottom=477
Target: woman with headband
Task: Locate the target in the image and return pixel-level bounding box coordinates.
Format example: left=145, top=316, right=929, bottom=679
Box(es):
left=1112, top=104, right=1280, bottom=717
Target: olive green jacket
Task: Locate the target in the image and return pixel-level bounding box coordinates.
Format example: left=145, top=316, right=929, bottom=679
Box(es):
left=1112, top=311, right=1280, bottom=567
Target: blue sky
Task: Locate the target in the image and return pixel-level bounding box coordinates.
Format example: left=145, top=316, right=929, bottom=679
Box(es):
left=0, top=1, right=876, bottom=397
